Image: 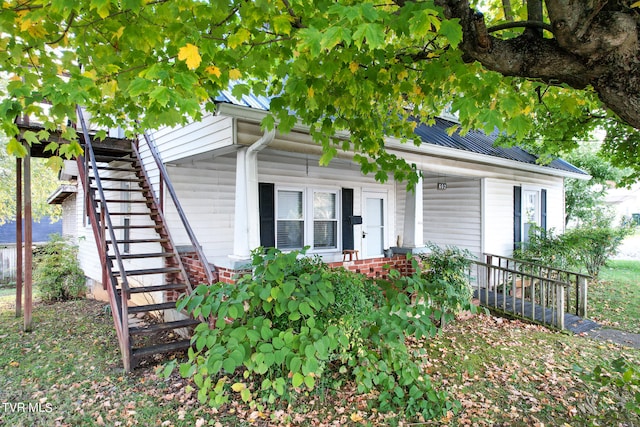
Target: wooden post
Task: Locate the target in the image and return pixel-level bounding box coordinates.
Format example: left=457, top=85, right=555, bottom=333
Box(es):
left=578, top=276, right=588, bottom=318
left=556, top=284, right=565, bottom=330
left=23, top=147, right=33, bottom=332
left=15, top=158, right=22, bottom=317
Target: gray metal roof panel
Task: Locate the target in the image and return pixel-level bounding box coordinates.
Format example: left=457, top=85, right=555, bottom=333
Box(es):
left=214, top=93, right=587, bottom=176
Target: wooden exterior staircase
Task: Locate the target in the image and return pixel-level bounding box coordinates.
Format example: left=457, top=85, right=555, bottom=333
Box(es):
left=74, top=107, right=216, bottom=371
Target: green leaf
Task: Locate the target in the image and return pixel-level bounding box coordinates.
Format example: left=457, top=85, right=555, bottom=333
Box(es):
left=353, top=23, right=385, bottom=50
left=299, top=301, right=313, bottom=316
left=22, top=130, right=39, bottom=146
left=439, top=19, right=463, bottom=48
left=292, top=372, right=304, bottom=388
left=290, top=357, right=302, bottom=373
left=240, top=388, right=252, bottom=402
left=304, top=374, right=315, bottom=390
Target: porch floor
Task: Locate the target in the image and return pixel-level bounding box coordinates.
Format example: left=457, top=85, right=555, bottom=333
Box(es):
left=474, top=289, right=601, bottom=334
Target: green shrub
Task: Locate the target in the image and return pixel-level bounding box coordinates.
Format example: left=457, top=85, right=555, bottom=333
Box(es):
left=165, top=248, right=458, bottom=420
left=514, top=226, right=575, bottom=271
left=419, top=243, right=475, bottom=323
left=33, top=234, right=86, bottom=302
left=515, top=218, right=635, bottom=277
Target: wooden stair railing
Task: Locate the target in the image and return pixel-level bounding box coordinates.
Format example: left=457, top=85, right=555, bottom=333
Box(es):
left=138, top=131, right=217, bottom=285
left=75, top=107, right=203, bottom=371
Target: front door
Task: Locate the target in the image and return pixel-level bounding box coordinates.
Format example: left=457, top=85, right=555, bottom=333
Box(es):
left=363, top=192, right=386, bottom=258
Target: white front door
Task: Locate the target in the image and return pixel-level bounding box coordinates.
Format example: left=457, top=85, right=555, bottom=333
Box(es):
left=363, top=192, right=386, bottom=258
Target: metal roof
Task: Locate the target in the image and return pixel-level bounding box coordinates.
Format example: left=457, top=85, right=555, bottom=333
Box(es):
left=411, top=117, right=587, bottom=175
left=214, top=92, right=587, bottom=176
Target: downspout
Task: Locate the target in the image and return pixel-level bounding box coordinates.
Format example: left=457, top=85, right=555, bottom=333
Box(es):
left=233, top=128, right=276, bottom=258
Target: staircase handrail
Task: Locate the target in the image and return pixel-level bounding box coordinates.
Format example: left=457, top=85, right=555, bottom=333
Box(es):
left=483, top=253, right=592, bottom=280
left=76, top=107, right=131, bottom=368
left=77, top=106, right=131, bottom=296
left=139, top=130, right=216, bottom=285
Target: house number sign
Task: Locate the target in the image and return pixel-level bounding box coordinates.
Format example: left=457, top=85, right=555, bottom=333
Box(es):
left=437, top=182, right=447, bottom=190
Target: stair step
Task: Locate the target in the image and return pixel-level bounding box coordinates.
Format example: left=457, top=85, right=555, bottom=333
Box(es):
left=92, top=187, right=146, bottom=193
left=103, top=212, right=155, bottom=216
left=102, top=199, right=150, bottom=203
left=109, top=252, right=176, bottom=260
left=131, top=339, right=192, bottom=360
left=111, top=225, right=162, bottom=230
left=91, top=177, right=143, bottom=183
left=93, top=155, right=135, bottom=163
left=90, top=165, right=139, bottom=172
left=129, top=318, right=200, bottom=336
left=113, top=267, right=181, bottom=277
left=128, top=302, right=177, bottom=314
left=126, top=283, right=189, bottom=294
left=106, top=238, right=169, bottom=244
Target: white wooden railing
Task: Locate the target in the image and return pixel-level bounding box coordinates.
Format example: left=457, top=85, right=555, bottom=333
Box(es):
left=466, top=254, right=590, bottom=330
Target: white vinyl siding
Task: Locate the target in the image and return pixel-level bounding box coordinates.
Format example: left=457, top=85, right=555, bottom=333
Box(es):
left=139, top=114, right=234, bottom=200
left=164, top=154, right=237, bottom=260
left=423, top=177, right=482, bottom=257
left=483, top=177, right=565, bottom=256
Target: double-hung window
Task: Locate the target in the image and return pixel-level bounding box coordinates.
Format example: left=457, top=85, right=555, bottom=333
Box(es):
left=275, top=188, right=339, bottom=251
left=313, top=191, right=337, bottom=249
left=276, top=190, right=304, bottom=250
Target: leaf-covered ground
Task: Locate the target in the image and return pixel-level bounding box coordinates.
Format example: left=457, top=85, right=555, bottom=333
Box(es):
left=0, top=298, right=638, bottom=426
left=592, top=260, right=640, bottom=334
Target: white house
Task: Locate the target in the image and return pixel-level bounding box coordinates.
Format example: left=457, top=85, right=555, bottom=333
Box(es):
left=44, top=96, right=588, bottom=369
left=54, top=95, right=588, bottom=290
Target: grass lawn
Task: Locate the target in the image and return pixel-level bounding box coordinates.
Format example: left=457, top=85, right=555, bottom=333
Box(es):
left=0, top=297, right=638, bottom=426
left=590, top=260, right=640, bottom=334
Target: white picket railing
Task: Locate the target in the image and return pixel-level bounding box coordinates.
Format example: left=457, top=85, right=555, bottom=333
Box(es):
left=466, top=254, right=590, bottom=330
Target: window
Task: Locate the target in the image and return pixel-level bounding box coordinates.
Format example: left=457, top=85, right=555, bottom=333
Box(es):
left=276, top=190, right=304, bottom=249
left=514, top=186, right=547, bottom=250
left=274, top=188, right=339, bottom=251
left=313, top=191, right=337, bottom=249
left=522, top=189, right=540, bottom=245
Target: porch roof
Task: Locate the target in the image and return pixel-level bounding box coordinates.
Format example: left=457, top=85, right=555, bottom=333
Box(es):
left=214, top=90, right=588, bottom=178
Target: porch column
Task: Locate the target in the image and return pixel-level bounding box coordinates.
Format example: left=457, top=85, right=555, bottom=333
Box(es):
left=232, top=147, right=254, bottom=259
left=15, top=157, right=22, bottom=318
left=402, top=175, right=424, bottom=248
left=24, top=146, right=33, bottom=332
left=232, top=130, right=276, bottom=259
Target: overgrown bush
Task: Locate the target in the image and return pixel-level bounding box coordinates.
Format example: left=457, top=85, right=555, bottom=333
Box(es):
left=33, top=234, right=86, bottom=302
left=515, top=217, right=635, bottom=277
left=419, top=243, right=476, bottom=323
left=165, top=247, right=460, bottom=420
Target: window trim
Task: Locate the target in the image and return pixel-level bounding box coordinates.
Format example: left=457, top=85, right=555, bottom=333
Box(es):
left=274, top=186, right=341, bottom=252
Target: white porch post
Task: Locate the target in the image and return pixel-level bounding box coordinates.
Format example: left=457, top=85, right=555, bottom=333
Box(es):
left=232, top=130, right=276, bottom=259
left=232, top=147, right=258, bottom=258
left=402, top=175, right=424, bottom=248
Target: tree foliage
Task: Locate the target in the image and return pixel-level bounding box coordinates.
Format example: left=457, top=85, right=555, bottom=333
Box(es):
left=0, top=0, right=639, bottom=183
left=564, top=144, right=628, bottom=226
left=0, top=134, right=61, bottom=225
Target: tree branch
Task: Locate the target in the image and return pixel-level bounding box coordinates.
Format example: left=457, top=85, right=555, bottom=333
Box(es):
left=487, top=20, right=553, bottom=34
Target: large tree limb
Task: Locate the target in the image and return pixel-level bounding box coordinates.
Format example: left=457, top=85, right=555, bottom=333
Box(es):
left=430, top=0, right=640, bottom=129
